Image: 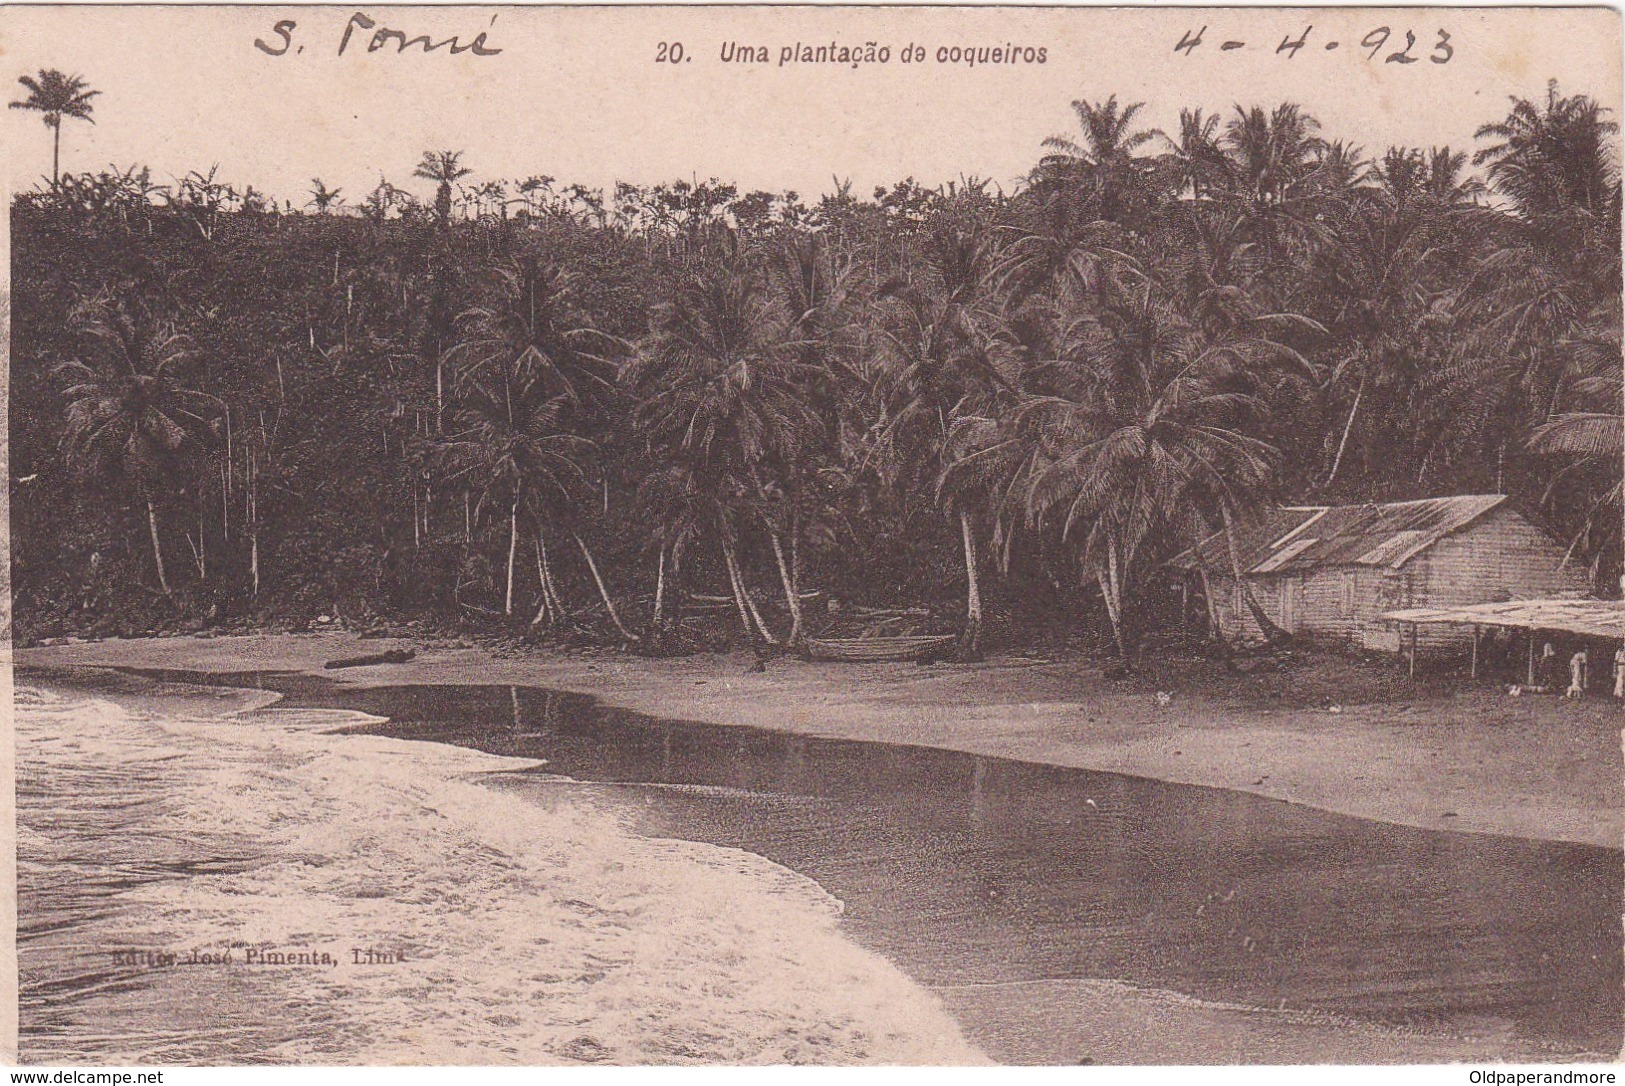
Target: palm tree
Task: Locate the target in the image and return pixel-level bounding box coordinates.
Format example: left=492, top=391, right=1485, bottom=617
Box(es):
left=1524, top=301, right=1623, bottom=580
left=517, top=175, right=554, bottom=218
left=439, top=365, right=600, bottom=621
left=307, top=178, right=344, bottom=214
left=446, top=257, right=625, bottom=628
left=627, top=236, right=818, bottom=648
left=1421, top=147, right=1486, bottom=209
left=633, top=460, right=730, bottom=647
left=1158, top=107, right=1229, bottom=201
left=1034, top=95, right=1162, bottom=227
left=1312, top=192, right=1451, bottom=491
left=762, top=233, right=860, bottom=643
left=1310, top=140, right=1373, bottom=203
left=450, top=258, right=620, bottom=420
left=1475, top=80, right=1620, bottom=224
left=413, top=150, right=472, bottom=226
left=1434, top=85, right=1622, bottom=495
left=999, top=264, right=1301, bottom=663
left=869, top=219, right=1019, bottom=657
left=1219, top=103, right=1329, bottom=267
left=55, top=294, right=221, bottom=596
left=471, top=179, right=508, bottom=220
left=10, top=69, right=99, bottom=188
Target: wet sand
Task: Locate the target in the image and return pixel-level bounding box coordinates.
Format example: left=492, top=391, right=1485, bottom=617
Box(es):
left=17, top=631, right=1623, bottom=848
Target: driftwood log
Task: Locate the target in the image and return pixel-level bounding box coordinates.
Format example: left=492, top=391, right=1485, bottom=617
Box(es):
left=324, top=648, right=417, bottom=670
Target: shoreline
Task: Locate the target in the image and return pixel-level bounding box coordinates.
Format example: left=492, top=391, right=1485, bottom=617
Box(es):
left=21, top=657, right=1616, bottom=1064
left=15, top=671, right=988, bottom=1065
left=16, top=630, right=1623, bottom=850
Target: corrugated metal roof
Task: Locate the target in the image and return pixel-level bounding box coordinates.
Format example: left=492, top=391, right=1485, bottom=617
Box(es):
left=1169, top=495, right=1508, bottom=575
left=1384, top=598, right=1625, bottom=640
left=1253, top=536, right=1319, bottom=573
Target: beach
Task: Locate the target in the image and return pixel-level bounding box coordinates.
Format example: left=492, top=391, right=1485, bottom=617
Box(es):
left=19, top=631, right=1622, bottom=848
left=13, top=632, right=1623, bottom=1065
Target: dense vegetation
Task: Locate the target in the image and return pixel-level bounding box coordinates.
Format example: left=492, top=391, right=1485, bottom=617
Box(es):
left=10, top=83, right=1622, bottom=660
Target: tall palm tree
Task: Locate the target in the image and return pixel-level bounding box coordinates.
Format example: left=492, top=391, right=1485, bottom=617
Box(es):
left=1436, top=85, right=1622, bottom=496
left=413, top=150, right=472, bottom=226
left=1524, top=301, right=1623, bottom=579
left=1034, top=95, right=1161, bottom=227
left=1475, top=80, right=1620, bottom=225
left=1000, top=264, right=1301, bottom=662
left=10, top=69, right=99, bottom=188
left=1158, top=107, right=1229, bottom=201
left=869, top=219, right=1019, bottom=657
left=439, top=367, right=600, bottom=620
left=1312, top=193, right=1450, bottom=492
left=446, top=257, right=625, bottom=627
left=55, top=294, right=220, bottom=596
left=762, top=233, right=860, bottom=643
left=627, top=236, right=818, bottom=647
left=1219, top=103, right=1329, bottom=268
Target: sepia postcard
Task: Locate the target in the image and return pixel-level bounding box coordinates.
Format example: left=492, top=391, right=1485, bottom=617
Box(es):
left=1, top=2, right=1621, bottom=1070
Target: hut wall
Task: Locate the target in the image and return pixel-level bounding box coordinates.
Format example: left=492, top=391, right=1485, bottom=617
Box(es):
left=1396, top=508, right=1592, bottom=651
left=1201, top=509, right=1582, bottom=653
left=1204, top=568, right=1400, bottom=645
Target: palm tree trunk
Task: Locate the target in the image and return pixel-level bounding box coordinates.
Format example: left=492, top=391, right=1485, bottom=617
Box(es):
left=741, top=577, right=778, bottom=645
left=532, top=526, right=567, bottom=626
left=196, top=494, right=207, bottom=579
left=539, top=536, right=559, bottom=627
left=651, top=543, right=667, bottom=634
left=958, top=509, right=983, bottom=659
left=248, top=447, right=259, bottom=599
left=1197, top=566, right=1228, bottom=643
left=1325, top=376, right=1365, bottom=488
left=1099, top=571, right=1128, bottom=663
left=790, top=508, right=802, bottom=595
left=769, top=531, right=804, bottom=646
left=504, top=499, right=519, bottom=616
left=544, top=540, right=567, bottom=620
left=1219, top=503, right=1288, bottom=642
left=222, top=411, right=233, bottom=542
left=722, top=542, right=756, bottom=641
left=1100, top=542, right=1129, bottom=666
left=575, top=534, right=640, bottom=642
left=51, top=122, right=60, bottom=189
left=146, top=497, right=172, bottom=596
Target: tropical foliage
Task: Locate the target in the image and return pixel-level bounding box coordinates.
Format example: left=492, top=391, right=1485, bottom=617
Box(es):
left=11, top=82, right=1621, bottom=661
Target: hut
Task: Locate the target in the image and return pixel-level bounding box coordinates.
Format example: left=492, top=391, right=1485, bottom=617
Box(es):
left=1168, top=495, right=1590, bottom=652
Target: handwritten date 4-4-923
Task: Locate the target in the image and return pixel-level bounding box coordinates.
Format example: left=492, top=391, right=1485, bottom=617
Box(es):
left=1175, top=25, right=1453, bottom=65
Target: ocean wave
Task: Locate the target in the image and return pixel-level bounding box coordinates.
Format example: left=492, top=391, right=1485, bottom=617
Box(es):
left=16, top=680, right=983, bottom=1065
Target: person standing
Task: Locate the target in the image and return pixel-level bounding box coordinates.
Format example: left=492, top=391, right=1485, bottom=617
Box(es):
left=1565, top=647, right=1589, bottom=699
left=1613, top=643, right=1625, bottom=699
left=1536, top=642, right=1561, bottom=692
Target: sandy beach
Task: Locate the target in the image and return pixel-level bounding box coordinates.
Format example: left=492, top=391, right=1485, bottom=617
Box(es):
left=19, top=631, right=1622, bottom=849
left=14, top=632, right=1623, bottom=1065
